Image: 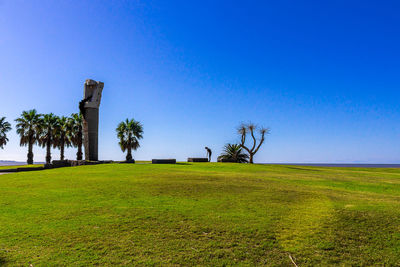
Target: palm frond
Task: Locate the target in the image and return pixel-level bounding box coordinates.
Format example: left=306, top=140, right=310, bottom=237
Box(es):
left=218, top=143, right=249, bottom=163
left=14, top=109, right=41, bottom=146
left=116, top=118, right=144, bottom=154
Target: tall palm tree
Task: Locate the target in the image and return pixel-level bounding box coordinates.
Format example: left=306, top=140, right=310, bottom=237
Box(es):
left=53, top=116, right=71, bottom=160
left=69, top=113, right=83, bottom=160
left=15, top=109, right=42, bottom=164
left=116, top=119, right=143, bottom=161
left=39, top=113, right=59, bottom=164
left=217, top=143, right=249, bottom=163
left=0, top=117, right=12, bottom=149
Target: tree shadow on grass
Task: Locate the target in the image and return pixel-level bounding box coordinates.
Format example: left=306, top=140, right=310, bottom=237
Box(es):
left=176, top=163, right=192, bottom=166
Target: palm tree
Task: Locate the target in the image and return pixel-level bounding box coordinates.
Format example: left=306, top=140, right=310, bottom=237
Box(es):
left=38, top=113, right=59, bottom=164
left=15, top=109, right=42, bottom=164
left=116, top=119, right=143, bottom=161
left=0, top=117, right=12, bottom=149
left=53, top=116, right=71, bottom=160
left=69, top=113, right=83, bottom=160
left=217, top=143, right=249, bottom=163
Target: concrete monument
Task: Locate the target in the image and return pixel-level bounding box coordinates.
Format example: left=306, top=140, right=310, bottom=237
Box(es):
left=79, top=79, right=104, bottom=161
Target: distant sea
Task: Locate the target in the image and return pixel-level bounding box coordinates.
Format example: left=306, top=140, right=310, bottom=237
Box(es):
left=264, top=163, right=400, bottom=168
left=0, top=161, right=44, bottom=166
left=1, top=161, right=400, bottom=168
left=0, top=161, right=25, bottom=166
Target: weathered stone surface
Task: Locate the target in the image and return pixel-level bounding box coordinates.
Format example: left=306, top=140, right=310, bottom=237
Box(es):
left=44, top=163, right=53, bottom=169
left=152, top=159, right=176, bottom=164
left=83, top=108, right=99, bottom=161
left=51, top=160, right=71, bottom=168
left=70, top=160, right=87, bottom=166
left=81, top=79, right=104, bottom=161
left=187, top=158, right=209, bottom=162
left=48, top=160, right=113, bottom=168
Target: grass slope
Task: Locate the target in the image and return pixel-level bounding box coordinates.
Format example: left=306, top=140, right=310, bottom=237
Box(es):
left=1, top=163, right=400, bottom=266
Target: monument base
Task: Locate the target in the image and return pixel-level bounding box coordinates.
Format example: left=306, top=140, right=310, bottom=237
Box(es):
left=46, top=160, right=113, bottom=169
left=83, top=107, right=99, bottom=161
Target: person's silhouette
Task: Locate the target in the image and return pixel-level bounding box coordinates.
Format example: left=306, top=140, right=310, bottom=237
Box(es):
left=205, top=147, right=212, bottom=162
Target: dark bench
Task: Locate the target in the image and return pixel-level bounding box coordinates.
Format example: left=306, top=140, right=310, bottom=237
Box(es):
left=187, top=158, right=209, bottom=162
left=152, top=159, right=176, bottom=164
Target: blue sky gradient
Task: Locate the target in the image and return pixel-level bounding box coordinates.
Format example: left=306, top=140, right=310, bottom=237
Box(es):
left=1, top=0, right=399, bottom=163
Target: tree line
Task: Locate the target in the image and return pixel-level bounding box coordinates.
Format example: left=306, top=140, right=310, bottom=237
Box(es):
left=0, top=110, right=144, bottom=165
left=1, top=110, right=83, bottom=164
left=2, top=112, right=268, bottom=164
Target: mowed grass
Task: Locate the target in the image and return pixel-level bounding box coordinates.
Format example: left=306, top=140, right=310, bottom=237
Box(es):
left=1, top=163, right=400, bottom=266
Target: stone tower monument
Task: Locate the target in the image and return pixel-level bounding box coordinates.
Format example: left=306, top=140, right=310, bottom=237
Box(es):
left=79, top=79, right=104, bottom=161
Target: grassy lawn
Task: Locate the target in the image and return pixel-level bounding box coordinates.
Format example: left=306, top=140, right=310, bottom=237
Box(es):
left=1, top=163, right=400, bottom=265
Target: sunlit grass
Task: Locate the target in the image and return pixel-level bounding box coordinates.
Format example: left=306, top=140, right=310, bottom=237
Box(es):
left=0, top=163, right=400, bottom=265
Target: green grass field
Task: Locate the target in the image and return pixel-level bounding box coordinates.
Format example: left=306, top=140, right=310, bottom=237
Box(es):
left=1, top=163, right=400, bottom=266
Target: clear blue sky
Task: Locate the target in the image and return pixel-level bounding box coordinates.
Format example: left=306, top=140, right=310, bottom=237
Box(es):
left=1, top=0, right=399, bottom=163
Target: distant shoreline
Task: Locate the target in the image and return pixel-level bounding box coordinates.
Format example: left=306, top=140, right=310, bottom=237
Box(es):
left=0, top=161, right=44, bottom=166
left=1, top=161, right=400, bottom=168
left=262, top=163, right=400, bottom=168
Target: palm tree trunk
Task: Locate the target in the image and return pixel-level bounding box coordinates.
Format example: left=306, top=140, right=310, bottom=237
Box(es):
left=77, top=131, right=83, bottom=160
left=60, top=140, right=65, bottom=160
left=46, top=137, right=51, bottom=164
left=77, top=144, right=83, bottom=160
left=83, top=119, right=89, bottom=160
left=126, top=133, right=132, bottom=161
left=27, top=141, right=33, bottom=165
left=126, top=147, right=132, bottom=161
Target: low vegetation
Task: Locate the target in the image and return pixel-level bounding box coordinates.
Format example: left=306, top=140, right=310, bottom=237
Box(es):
left=217, top=143, right=249, bottom=163
left=1, top=163, right=400, bottom=265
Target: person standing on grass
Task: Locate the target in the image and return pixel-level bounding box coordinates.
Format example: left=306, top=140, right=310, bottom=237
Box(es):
left=205, top=147, right=212, bottom=162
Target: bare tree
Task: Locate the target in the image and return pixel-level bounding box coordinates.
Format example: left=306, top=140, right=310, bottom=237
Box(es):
left=237, top=122, right=270, bottom=164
